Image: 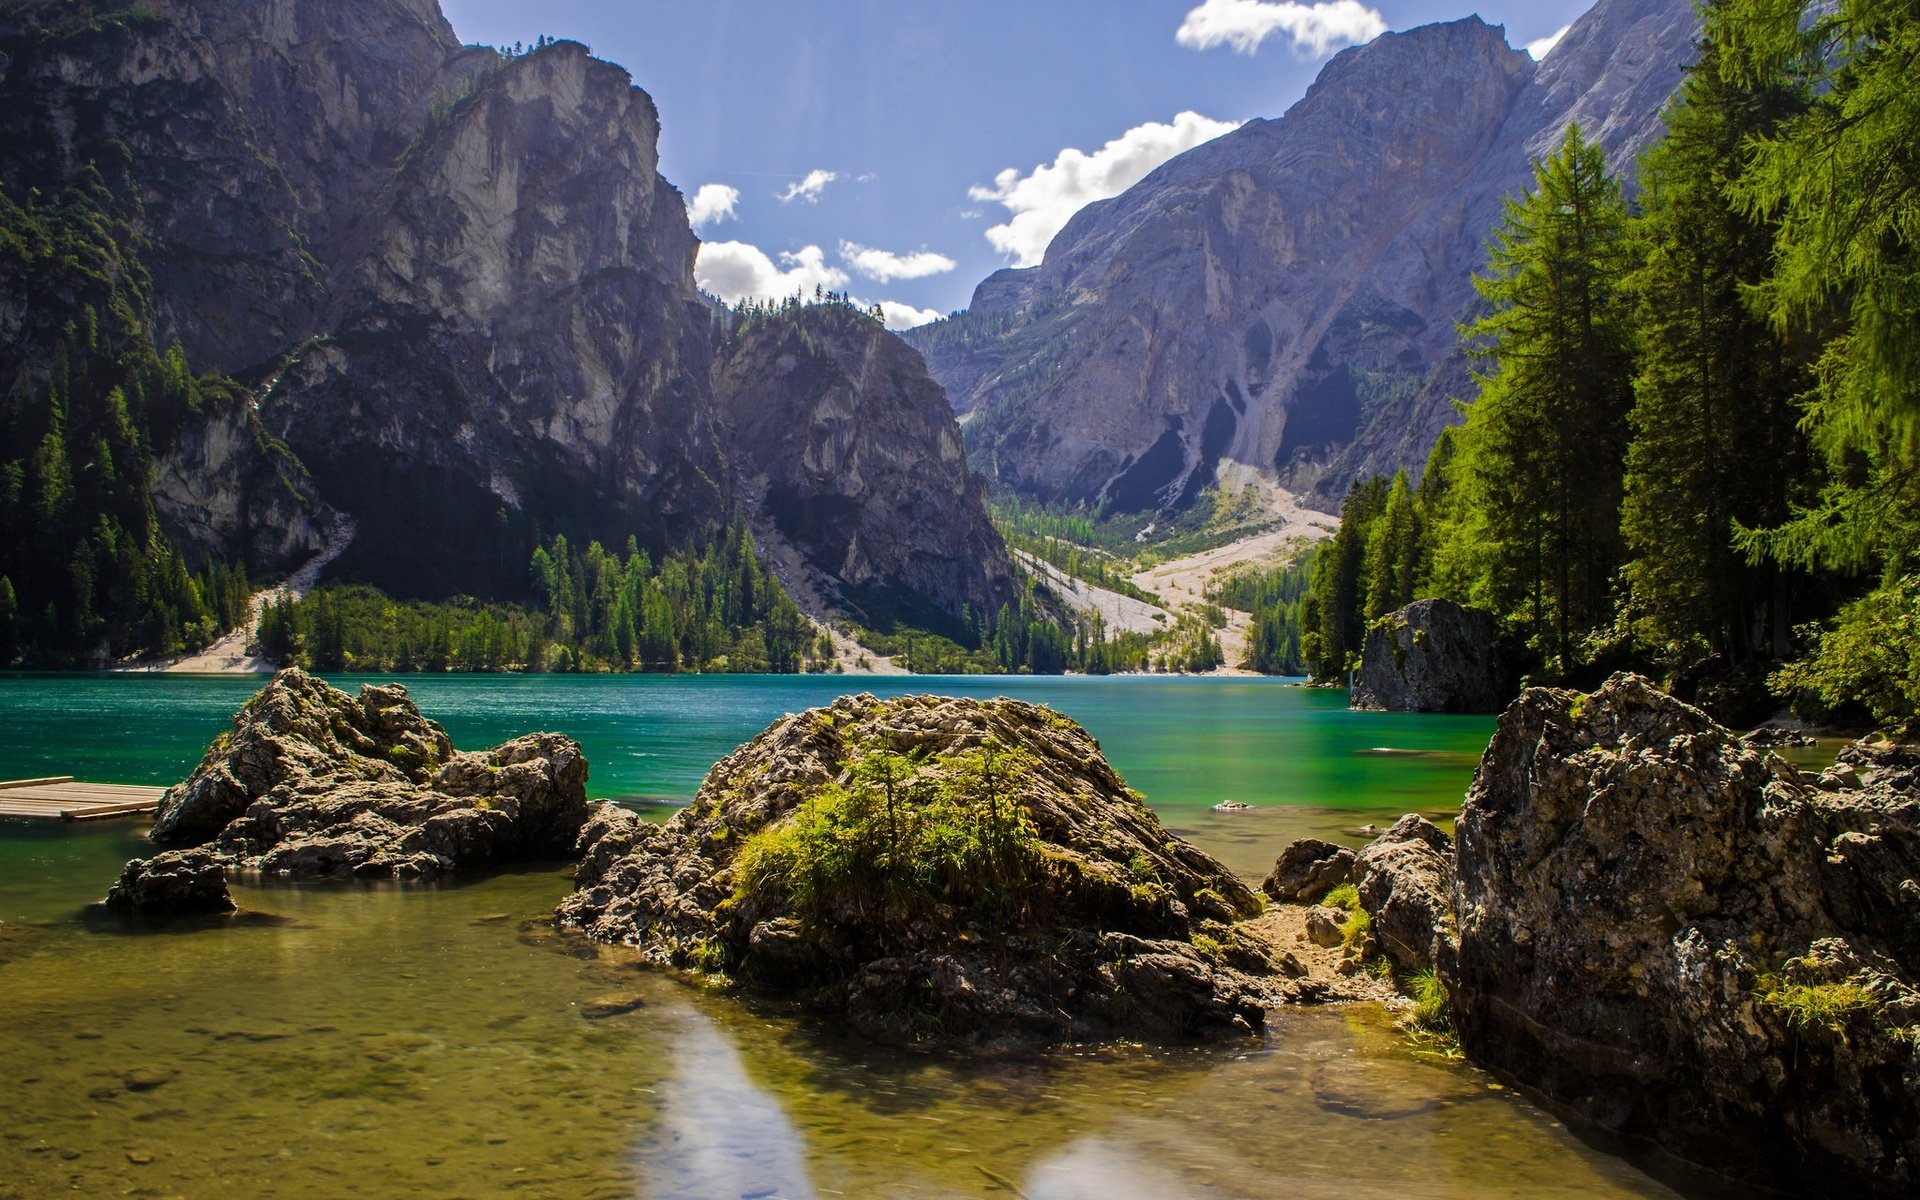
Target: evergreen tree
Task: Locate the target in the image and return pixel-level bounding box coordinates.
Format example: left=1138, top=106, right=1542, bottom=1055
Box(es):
left=1711, top=0, right=1920, bottom=725
left=1434, top=124, right=1636, bottom=676
left=1620, top=16, right=1813, bottom=663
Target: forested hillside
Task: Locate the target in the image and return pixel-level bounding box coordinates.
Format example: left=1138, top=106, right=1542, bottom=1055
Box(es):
left=1259, top=0, right=1919, bottom=728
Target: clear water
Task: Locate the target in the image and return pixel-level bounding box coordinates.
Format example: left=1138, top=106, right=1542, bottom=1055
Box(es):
left=0, top=674, right=1687, bottom=1198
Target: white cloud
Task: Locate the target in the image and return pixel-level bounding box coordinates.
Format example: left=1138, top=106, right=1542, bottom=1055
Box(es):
left=874, top=300, right=943, bottom=331
left=839, top=241, right=957, bottom=283
left=685, top=183, right=740, bottom=230
left=1526, top=25, right=1570, bottom=60
left=695, top=241, right=849, bottom=305
left=1175, top=0, right=1386, bottom=57
left=969, top=111, right=1241, bottom=267
left=776, top=169, right=838, bottom=204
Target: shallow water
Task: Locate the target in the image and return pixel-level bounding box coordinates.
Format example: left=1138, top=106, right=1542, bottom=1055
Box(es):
left=0, top=675, right=1700, bottom=1197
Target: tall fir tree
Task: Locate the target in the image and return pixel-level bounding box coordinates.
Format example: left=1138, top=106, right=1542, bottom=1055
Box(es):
left=1431, top=124, right=1636, bottom=676
left=1620, top=12, right=1813, bottom=663
left=1711, top=0, right=1920, bottom=724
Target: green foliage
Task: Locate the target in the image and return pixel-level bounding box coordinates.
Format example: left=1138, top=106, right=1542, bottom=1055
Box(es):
left=1407, top=967, right=1450, bottom=1031
left=1620, top=15, right=1814, bottom=665
left=731, top=738, right=1042, bottom=932
left=1323, top=883, right=1360, bottom=912
left=0, top=173, right=256, bottom=665
left=1428, top=124, right=1637, bottom=677
left=260, top=525, right=821, bottom=675
left=1339, top=904, right=1373, bottom=953
left=1209, top=547, right=1317, bottom=674
left=1772, top=574, right=1920, bottom=730
left=1755, top=976, right=1881, bottom=1038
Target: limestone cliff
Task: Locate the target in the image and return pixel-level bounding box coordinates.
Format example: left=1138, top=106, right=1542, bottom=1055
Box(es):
left=712, top=304, right=1015, bottom=635
left=0, top=1, right=999, bottom=628
left=910, top=0, right=1697, bottom=510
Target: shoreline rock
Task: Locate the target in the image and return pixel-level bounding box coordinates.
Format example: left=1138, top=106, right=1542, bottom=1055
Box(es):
left=1349, top=598, right=1515, bottom=714
left=559, top=693, right=1293, bottom=1048
left=1447, top=673, right=1920, bottom=1196
left=129, top=669, right=589, bottom=886
left=105, top=847, right=236, bottom=915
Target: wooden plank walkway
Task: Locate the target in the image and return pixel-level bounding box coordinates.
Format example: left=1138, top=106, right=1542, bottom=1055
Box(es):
left=0, top=777, right=166, bottom=821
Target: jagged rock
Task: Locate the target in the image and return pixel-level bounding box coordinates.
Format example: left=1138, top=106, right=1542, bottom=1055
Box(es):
left=1350, top=599, right=1514, bottom=714
left=105, top=848, right=235, bottom=915
left=142, top=669, right=587, bottom=881
left=1352, top=815, right=1452, bottom=971
left=911, top=0, right=1697, bottom=510
left=1743, top=724, right=1816, bottom=748
left=1262, top=838, right=1355, bottom=902
left=558, top=693, right=1276, bottom=1047
left=1447, top=673, right=1920, bottom=1196
left=713, top=304, right=1016, bottom=635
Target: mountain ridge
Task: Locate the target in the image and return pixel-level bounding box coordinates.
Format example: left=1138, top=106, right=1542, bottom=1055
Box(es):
left=909, top=0, right=1699, bottom=512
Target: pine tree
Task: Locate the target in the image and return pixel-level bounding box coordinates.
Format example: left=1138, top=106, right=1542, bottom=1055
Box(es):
left=1620, top=16, right=1813, bottom=662
left=1435, top=124, right=1636, bottom=675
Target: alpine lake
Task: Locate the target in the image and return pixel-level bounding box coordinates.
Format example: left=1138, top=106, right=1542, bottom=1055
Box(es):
left=1, top=673, right=1803, bottom=1199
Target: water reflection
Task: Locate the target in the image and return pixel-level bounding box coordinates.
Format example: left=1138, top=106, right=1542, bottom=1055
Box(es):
left=642, top=1006, right=818, bottom=1200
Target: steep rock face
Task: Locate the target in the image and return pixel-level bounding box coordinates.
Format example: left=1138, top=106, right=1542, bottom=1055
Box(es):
left=268, top=42, right=724, bottom=596
left=1, top=6, right=994, bottom=627
left=912, top=0, right=1696, bottom=509
left=0, top=0, right=464, bottom=376
left=147, top=668, right=589, bottom=879
left=713, top=306, right=1016, bottom=634
left=1448, top=675, right=1920, bottom=1195
left=558, top=694, right=1280, bottom=1047
left=1350, top=598, right=1514, bottom=713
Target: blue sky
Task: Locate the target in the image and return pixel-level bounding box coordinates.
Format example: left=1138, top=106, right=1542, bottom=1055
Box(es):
left=439, top=1, right=1598, bottom=326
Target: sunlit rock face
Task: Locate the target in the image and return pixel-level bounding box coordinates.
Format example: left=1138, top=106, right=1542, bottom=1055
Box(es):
left=910, top=0, right=1697, bottom=511
left=712, top=304, right=1016, bottom=636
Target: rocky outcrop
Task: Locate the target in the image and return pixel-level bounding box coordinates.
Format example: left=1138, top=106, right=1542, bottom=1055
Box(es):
left=1447, top=674, right=1920, bottom=1196
left=1350, top=599, right=1514, bottom=713
left=145, top=668, right=588, bottom=879
left=713, top=305, right=1016, bottom=635
left=558, top=693, right=1280, bottom=1047
left=1352, top=815, right=1452, bottom=972
left=1262, top=838, right=1355, bottom=903
left=105, top=847, right=235, bottom=915
left=911, top=0, right=1696, bottom=510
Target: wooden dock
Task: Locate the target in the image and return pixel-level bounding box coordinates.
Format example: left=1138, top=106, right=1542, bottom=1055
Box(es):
left=0, top=777, right=166, bottom=821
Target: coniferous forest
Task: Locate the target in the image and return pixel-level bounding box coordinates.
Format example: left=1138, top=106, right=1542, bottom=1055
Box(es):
left=1239, top=0, right=1920, bottom=729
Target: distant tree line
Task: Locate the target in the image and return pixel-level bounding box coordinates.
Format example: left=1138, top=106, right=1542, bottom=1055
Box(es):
left=257, top=526, right=826, bottom=674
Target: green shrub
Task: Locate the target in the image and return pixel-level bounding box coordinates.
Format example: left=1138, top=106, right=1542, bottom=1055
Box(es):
left=1408, top=967, right=1450, bottom=1030
left=1756, top=977, right=1880, bottom=1037
left=1324, top=882, right=1361, bottom=912
left=731, top=739, right=1041, bottom=930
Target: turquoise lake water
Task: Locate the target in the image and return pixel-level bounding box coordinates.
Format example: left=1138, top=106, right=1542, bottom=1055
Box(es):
left=0, top=673, right=1698, bottom=1199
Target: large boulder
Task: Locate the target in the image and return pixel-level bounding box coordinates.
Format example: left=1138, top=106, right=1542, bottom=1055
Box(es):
left=558, top=693, right=1279, bottom=1047
left=141, top=669, right=588, bottom=881
left=1350, top=598, right=1514, bottom=713
left=1447, top=673, right=1920, bottom=1195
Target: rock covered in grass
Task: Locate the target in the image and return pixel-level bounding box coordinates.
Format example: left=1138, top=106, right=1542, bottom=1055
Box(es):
left=141, top=669, right=588, bottom=881
left=558, top=693, right=1278, bottom=1047
left=105, top=846, right=235, bottom=915
left=1448, top=673, right=1920, bottom=1196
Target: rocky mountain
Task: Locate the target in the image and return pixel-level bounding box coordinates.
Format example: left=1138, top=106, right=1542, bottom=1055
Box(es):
left=908, top=0, right=1698, bottom=511
left=713, top=303, right=1014, bottom=637
left=0, top=0, right=1010, bottom=634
